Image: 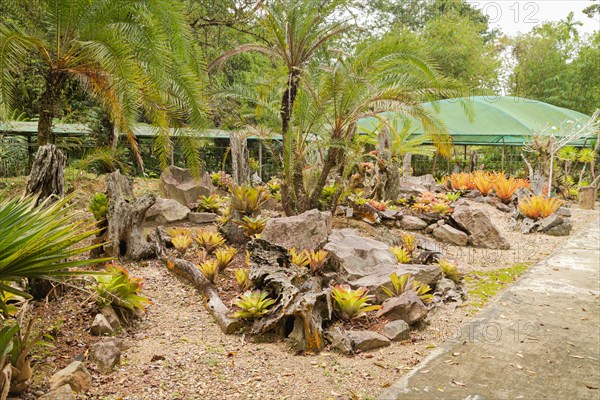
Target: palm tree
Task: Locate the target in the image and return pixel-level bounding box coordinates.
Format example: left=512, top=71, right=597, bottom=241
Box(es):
left=0, top=0, right=207, bottom=169
left=208, top=0, right=350, bottom=213
left=299, top=40, right=464, bottom=210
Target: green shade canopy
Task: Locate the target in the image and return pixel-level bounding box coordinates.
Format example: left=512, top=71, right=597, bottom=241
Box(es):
left=357, top=96, right=594, bottom=146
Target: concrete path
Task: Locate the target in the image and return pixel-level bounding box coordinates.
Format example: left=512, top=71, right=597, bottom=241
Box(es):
left=378, top=216, right=600, bottom=400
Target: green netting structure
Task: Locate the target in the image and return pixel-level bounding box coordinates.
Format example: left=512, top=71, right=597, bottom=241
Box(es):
left=357, top=96, right=594, bottom=147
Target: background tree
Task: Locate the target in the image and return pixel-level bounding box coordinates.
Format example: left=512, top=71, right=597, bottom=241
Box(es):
left=0, top=0, right=208, bottom=170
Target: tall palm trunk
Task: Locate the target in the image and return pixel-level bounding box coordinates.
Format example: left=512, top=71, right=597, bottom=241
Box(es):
left=281, top=69, right=302, bottom=214
left=37, top=72, right=63, bottom=145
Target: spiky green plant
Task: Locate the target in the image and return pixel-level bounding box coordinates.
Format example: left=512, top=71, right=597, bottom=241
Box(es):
left=390, top=247, right=412, bottom=264
left=88, top=193, right=108, bottom=221
left=331, top=284, right=381, bottom=319
left=194, top=230, right=226, bottom=253
left=289, top=248, right=310, bottom=267
left=171, top=234, right=192, bottom=257
left=229, top=184, right=269, bottom=216
left=0, top=195, right=108, bottom=313
left=215, top=246, right=237, bottom=271
left=0, top=0, right=207, bottom=171
left=232, top=290, right=276, bottom=319
left=381, top=272, right=433, bottom=303
left=307, top=249, right=329, bottom=274
left=438, top=259, right=462, bottom=283
left=196, top=195, right=222, bottom=213
left=94, top=263, right=151, bottom=313
left=234, top=268, right=251, bottom=292
left=197, top=259, right=219, bottom=283
left=233, top=215, right=269, bottom=237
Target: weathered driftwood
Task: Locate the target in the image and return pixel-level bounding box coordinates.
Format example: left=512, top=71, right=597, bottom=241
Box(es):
left=248, top=239, right=331, bottom=352
left=105, top=171, right=155, bottom=260
left=25, top=144, right=66, bottom=205
left=154, top=227, right=241, bottom=334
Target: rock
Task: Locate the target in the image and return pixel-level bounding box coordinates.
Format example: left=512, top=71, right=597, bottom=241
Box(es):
left=579, top=186, right=596, bottom=210
left=396, top=180, right=429, bottom=197
left=49, top=361, right=92, bottom=393
left=346, top=330, right=391, bottom=352
left=413, top=250, right=442, bottom=265
left=380, top=209, right=402, bottom=220
left=188, top=212, right=217, bottom=224
left=38, top=384, right=74, bottom=400
left=220, top=217, right=247, bottom=245
left=89, top=341, right=121, bottom=372
left=556, top=206, right=571, bottom=217
left=495, top=202, right=511, bottom=212
left=145, top=198, right=190, bottom=224
left=100, top=305, right=120, bottom=330
left=261, top=209, right=332, bottom=251
left=400, top=215, right=428, bottom=230
left=545, top=220, right=572, bottom=236
left=349, top=263, right=441, bottom=302
left=325, top=229, right=396, bottom=280
left=435, top=277, right=456, bottom=294
left=159, top=166, right=210, bottom=207
left=90, top=314, right=114, bottom=336
left=325, top=327, right=353, bottom=355
left=424, top=223, right=436, bottom=234
left=376, top=290, right=428, bottom=324
left=432, top=224, right=469, bottom=246
left=262, top=197, right=282, bottom=212
left=480, top=196, right=499, bottom=205
left=382, top=320, right=410, bottom=341
left=452, top=205, right=510, bottom=249
left=537, top=214, right=564, bottom=232
left=520, top=218, right=540, bottom=234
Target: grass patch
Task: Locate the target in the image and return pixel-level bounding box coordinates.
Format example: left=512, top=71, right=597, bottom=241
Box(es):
left=464, top=263, right=530, bottom=313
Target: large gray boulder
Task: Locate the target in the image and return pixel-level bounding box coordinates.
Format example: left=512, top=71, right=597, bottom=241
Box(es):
left=38, top=384, right=75, bottom=400
left=261, top=209, right=332, bottom=250
left=159, top=166, right=211, bottom=207
left=145, top=197, right=190, bottom=224
left=90, top=313, right=114, bottom=336
left=376, top=290, right=428, bottom=324
left=452, top=205, right=510, bottom=249
left=325, top=229, right=396, bottom=280
left=397, top=175, right=435, bottom=196
left=432, top=224, right=469, bottom=246
left=382, top=320, right=410, bottom=341
left=90, top=340, right=121, bottom=372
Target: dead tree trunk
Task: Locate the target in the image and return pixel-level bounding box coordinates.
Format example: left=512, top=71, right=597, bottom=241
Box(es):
left=25, top=145, right=66, bottom=206
left=371, top=127, right=401, bottom=201
left=248, top=239, right=331, bottom=353
left=105, top=170, right=156, bottom=260
left=154, top=227, right=241, bottom=334
left=231, top=131, right=249, bottom=185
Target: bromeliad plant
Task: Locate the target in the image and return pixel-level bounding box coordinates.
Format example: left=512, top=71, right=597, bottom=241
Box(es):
left=448, top=172, right=475, bottom=191
left=229, top=184, right=269, bottom=216
left=289, top=248, right=310, bottom=267
left=492, top=173, right=520, bottom=203
left=390, top=246, right=412, bottom=264
left=0, top=195, right=107, bottom=312
left=331, top=284, right=381, bottom=319
left=197, top=259, right=219, bottom=283
left=307, top=249, right=329, bottom=274
left=171, top=234, right=192, bottom=256
left=518, top=195, right=564, bottom=220
left=196, top=195, right=222, bottom=213
left=211, top=171, right=232, bottom=190
left=233, top=215, right=269, bottom=238
left=232, top=290, right=276, bottom=319
left=438, top=259, right=462, bottom=283
left=472, top=170, right=494, bottom=196
left=234, top=268, right=250, bottom=292
left=194, top=230, right=226, bottom=253
left=215, top=246, right=237, bottom=271
left=94, top=263, right=151, bottom=313
left=381, top=272, right=433, bottom=303
left=401, top=232, right=417, bottom=256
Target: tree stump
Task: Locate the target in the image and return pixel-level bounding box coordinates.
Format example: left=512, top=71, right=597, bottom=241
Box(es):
left=105, top=171, right=156, bottom=260
left=579, top=186, right=596, bottom=210
left=25, top=144, right=66, bottom=205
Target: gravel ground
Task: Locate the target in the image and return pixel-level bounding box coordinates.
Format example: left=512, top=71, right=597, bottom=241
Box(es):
left=23, top=196, right=596, bottom=400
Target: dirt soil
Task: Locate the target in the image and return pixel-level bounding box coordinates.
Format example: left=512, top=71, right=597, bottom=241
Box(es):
left=17, top=181, right=593, bottom=400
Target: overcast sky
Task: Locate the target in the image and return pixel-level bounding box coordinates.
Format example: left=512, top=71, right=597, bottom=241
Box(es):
left=467, top=0, right=599, bottom=36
